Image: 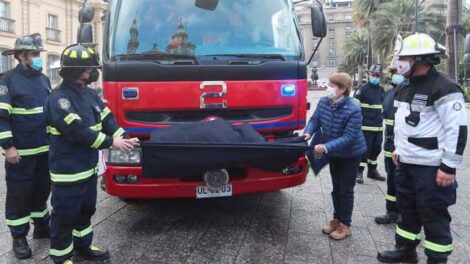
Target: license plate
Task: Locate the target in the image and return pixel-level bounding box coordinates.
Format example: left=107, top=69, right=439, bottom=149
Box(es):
left=196, top=184, right=232, bottom=199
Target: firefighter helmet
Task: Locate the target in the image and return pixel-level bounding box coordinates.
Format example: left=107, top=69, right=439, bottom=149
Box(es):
left=397, top=33, right=442, bottom=57
left=60, top=43, right=101, bottom=69
left=368, top=64, right=384, bottom=76
left=2, top=33, right=46, bottom=56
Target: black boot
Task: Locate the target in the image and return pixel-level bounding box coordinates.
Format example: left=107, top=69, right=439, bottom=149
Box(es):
left=356, top=171, right=364, bottom=184
left=377, top=245, right=418, bottom=263
left=33, top=224, right=50, bottom=239
left=427, top=259, right=447, bottom=264
left=12, top=237, right=32, bottom=259
left=375, top=211, right=398, bottom=225
left=367, top=168, right=386, bottom=181
left=73, top=245, right=109, bottom=262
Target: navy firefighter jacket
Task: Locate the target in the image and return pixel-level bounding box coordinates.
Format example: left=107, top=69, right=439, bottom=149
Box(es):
left=354, top=82, right=385, bottom=131
left=0, top=64, right=51, bottom=155
left=44, top=81, right=125, bottom=184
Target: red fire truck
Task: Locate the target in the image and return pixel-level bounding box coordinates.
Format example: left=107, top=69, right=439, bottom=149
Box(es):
left=78, top=0, right=326, bottom=199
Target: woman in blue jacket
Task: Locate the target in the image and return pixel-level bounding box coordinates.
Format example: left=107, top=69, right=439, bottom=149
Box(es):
left=303, top=73, right=367, bottom=240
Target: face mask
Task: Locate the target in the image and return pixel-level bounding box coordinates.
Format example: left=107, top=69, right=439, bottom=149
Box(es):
left=325, top=86, right=336, bottom=98
left=391, top=74, right=405, bottom=85
left=81, top=69, right=100, bottom=85
left=30, top=57, right=43, bottom=71
left=88, top=69, right=100, bottom=84
left=393, top=60, right=411, bottom=75
left=369, top=77, right=380, bottom=85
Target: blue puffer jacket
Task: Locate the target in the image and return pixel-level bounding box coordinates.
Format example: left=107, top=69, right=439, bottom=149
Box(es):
left=304, top=96, right=366, bottom=158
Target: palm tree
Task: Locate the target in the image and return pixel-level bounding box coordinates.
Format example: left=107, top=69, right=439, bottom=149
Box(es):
left=371, top=0, right=445, bottom=66
left=352, top=0, right=384, bottom=29
left=352, top=0, right=390, bottom=67
left=342, top=32, right=368, bottom=83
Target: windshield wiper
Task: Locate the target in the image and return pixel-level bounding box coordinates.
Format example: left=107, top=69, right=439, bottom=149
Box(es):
left=204, top=53, right=286, bottom=61
left=115, top=53, right=199, bottom=64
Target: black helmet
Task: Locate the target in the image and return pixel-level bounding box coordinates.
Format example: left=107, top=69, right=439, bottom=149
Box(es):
left=2, top=33, right=46, bottom=56
left=368, top=64, right=384, bottom=76
left=60, top=43, right=101, bottom=69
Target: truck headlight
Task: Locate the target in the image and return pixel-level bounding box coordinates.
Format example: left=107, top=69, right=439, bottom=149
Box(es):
left=108, top=148, right=141, bottom=165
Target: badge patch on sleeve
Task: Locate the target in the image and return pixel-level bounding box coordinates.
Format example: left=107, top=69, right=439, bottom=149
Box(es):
left=453, top=102, right=462, bottom=111
left=58, top=98, right=71, bottom=110
left=0, top=85, right=8, bottom=95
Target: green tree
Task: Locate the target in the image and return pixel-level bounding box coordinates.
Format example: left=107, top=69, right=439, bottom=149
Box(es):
left=342, top=32, right=368, bottom=82
left=371, top=0, right=445, bottom=66
left=352, top=0, right=390, bottom=67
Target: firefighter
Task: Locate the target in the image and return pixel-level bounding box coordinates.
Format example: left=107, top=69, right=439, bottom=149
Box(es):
left=0, top=34, right=51, bottom=259
left=374, top=68, right=405, bottom=225
left=354, top=64, right=386, bottom=183
left=377, top=33, right=468, bottom=264
left=44, top=43, right=139, bottom=264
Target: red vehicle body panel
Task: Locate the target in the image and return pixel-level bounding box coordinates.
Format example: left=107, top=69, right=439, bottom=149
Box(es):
left=102, top=79, right=309, bottom=199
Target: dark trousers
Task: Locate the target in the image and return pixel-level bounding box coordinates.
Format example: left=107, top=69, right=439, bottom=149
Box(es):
left=5, top=153, right=51, bottom=238
left=384, top=157, right=397, bottom=213
left=395, top=162, right=456, bottom=262
left=329, top=155, right=361, bottom=226
left=359, top=131, right=383, bottom=171
left=50, top=176, right=97, bottom=264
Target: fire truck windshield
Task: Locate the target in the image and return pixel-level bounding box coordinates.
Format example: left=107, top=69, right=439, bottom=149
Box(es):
left=109, top=0, right=302, bottom=61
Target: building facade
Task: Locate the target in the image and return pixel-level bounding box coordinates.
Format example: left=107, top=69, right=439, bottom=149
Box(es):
left=0, top=0, right=106, bottom=86
left=296, top=0, right=355, bottom=78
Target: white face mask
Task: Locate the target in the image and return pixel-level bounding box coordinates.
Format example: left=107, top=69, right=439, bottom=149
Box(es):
left=325, top=86, right=336, bottom=98
left=393, top=60, right=412, bottom=75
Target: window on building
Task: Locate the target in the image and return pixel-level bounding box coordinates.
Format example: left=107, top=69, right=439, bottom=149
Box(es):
left=46, top=14, right=61, bottom=42
left=48, top=14, right=58, bottom=29
left=47, top=54, right=61, bottom=83
left=0, top=1, right=9, bottom=18
left=328, top=27, right=335, bottom=36
left=328, top=48, right=336, bottom=57
left=345, top=13, right=352, bottom=20
left=329, top=38, right=335, bottom=47
left=0, top=48, right=12, bottom=73
left=329, top=59, right=336, bottom=67
left=335, top=2, right=351, bottom=8
left=346, top=26, right=356, bottom=35
left=0, top=1, right=14, bottom=33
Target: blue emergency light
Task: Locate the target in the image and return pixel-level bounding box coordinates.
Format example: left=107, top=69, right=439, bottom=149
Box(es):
left=281, top=84, right=296, bottom=96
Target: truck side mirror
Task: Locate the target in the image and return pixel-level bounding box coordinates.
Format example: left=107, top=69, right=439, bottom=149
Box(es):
left=310, top=6, right=326, bottom=38
left=77, top=24, right=93, bottom=44
left=195, top=0, right=219, bottom=11
left=78, top=5, right=95, bottom=23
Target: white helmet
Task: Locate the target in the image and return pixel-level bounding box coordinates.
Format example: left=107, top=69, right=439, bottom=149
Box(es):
left=397, top=33, right=441, bottom=57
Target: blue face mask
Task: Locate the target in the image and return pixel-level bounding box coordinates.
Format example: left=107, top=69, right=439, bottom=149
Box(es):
left=391, top=74, right=405, bottom=85
left=31, top=57, right=43, bottom=71
left=369, top=77, right=380, bottom=85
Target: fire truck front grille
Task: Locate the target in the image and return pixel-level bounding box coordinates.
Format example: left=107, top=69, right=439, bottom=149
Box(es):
left=125, top=107, right=292, bottom=124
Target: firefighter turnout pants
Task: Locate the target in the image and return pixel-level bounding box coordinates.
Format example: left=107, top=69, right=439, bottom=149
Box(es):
left=50, top=176, right=97, bottom=263
left=384, top=156, right=397, bottom=213
left=359, top=130, right=383, bottom=171
left=5, top=153, right=51, bottom=237
left=394, top=162, right=456, bottom=262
